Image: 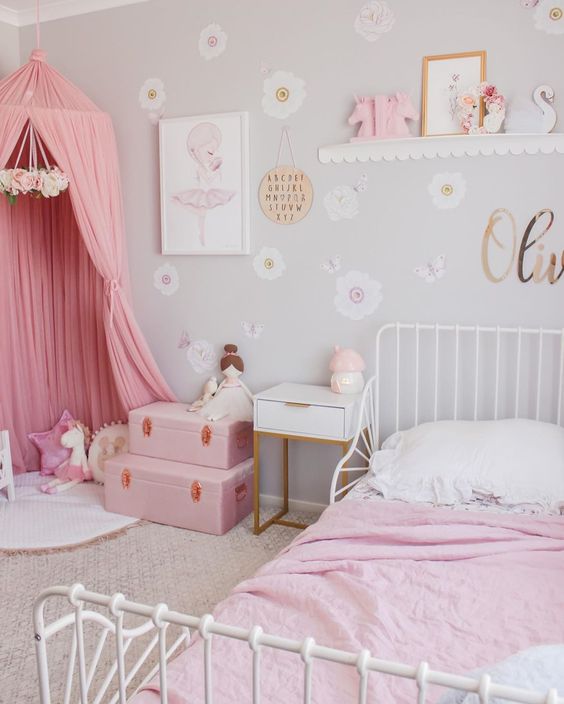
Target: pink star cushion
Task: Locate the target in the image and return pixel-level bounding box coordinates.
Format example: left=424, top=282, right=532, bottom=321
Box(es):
left=28, top=409, right=75, bottom=476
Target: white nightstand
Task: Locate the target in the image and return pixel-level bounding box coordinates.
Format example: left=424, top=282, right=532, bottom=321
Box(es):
left=253, top=383, right=362, bottom=535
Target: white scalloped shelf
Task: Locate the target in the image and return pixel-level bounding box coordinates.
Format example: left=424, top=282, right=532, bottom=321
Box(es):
left=318, top=133, right=564, bottom=164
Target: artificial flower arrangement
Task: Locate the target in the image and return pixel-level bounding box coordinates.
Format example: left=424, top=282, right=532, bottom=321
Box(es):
left=0, top=165, right=70, bottom=205
left=456, top=82, right=506, bottom=135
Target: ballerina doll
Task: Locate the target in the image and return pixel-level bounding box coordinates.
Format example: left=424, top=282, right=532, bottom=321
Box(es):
left=40, top=420, right=92, bottom=494
left=171, top=122, right=236, bottom=247
left=199, top=344, right=254, bottom=422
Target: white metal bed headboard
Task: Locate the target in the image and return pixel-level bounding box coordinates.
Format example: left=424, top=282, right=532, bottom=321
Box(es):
left=331, top=322, right=564, bottom=503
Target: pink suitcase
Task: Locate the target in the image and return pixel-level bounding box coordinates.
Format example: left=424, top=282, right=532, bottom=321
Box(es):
left=129, top=402, right=253, bottom=470
left=104, top=454, right=254, bottom=535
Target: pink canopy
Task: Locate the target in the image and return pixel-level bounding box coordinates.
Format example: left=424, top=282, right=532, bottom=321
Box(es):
left=0, top=49, right=175, bottom=472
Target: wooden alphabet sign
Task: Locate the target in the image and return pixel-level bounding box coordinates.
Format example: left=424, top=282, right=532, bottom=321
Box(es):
left=482, top=208, right=564, bottom=285
left=259, top=165, right=313, bottom=225
left=259, top=127, right=314, bottom=225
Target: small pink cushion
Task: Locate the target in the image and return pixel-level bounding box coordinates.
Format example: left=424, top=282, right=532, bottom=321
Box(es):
left=28, top=409, right=75, bottom=476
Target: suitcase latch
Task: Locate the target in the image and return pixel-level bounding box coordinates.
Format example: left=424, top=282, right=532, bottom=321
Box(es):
left=191, top=480, right=203, bottom=503
left=121, top=468, right=132, bottom=490
left=142, top=417, right=153, bottom=438
left=201, top=425, right=212, bottom=447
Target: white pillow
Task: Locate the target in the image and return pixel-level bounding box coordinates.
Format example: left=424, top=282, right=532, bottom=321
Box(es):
left=437, top=644, right=564, bottom=704
left=369, top=419, right=564, bottom=512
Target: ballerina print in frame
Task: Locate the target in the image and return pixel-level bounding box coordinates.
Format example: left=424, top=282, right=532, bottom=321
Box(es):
left=159, top=111, right=250, bottom=255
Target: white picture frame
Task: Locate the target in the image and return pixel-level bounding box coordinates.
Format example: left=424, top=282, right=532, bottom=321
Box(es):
left=422, top=51, right=486, bottom=136
left=159, top=111, right=250, bottom=255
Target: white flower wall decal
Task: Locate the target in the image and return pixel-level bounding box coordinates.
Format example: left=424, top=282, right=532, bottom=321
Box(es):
left=153, top=263, right=179, bottom=296
left=139, top=78, right=166, bottom=123
left=324, top=185, right=360, bottom=221
left=427, top=172, right=467, bottom=210
left=187, top=340, right=217, bottom=374
left=199, top=23, right=228, bottom=59
left=178, top=332, right=217, bottom=373
left=334, top=270, right=383, bottom=321
left=534, top=0, right=564, bottom=33
left=262, top=70, right=307, bottom=119
left=354, top=1, right=396, bottom=41
left=253, top=247, right=286, bottom=280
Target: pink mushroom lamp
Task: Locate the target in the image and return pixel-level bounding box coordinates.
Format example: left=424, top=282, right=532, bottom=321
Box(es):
left=329, top=346, right=366, bottom=394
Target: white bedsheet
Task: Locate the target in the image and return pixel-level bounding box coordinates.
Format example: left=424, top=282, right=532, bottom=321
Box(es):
left=345, top=472, right=551, bottom=515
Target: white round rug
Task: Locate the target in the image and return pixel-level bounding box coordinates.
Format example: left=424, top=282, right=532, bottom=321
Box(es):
left=0, top=472, right=138, bottom=553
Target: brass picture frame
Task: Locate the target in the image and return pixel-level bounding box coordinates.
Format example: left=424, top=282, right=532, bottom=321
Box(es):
left=421, top=50, right=487, bottom=136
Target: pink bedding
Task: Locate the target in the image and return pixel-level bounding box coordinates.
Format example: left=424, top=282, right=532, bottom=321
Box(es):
left=135, top=500, right=564, bottom=703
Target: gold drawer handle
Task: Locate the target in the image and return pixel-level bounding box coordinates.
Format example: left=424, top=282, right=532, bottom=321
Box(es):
left=284, top=402, right=311, bottom=408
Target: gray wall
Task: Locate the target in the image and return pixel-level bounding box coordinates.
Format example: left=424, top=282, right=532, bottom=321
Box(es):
left=18, top=0, right=564, bottom=506
left=0, top=21, right=19, bottom=76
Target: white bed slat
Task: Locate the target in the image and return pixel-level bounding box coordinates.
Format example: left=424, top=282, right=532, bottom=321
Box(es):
left=75, top=603, right=89, bottom=704
left=414, top=324, right=420, bottom=427
left=474, top=327, right=480, bottom=421
left=558, top=331, right=564, bottom=425
left=396, top=324, right=400, bottom=432
left=536, top=330, right=544, bottom=421
left=434, top=325, right=439, bottom=422
left=454, top=325, right=460, bottom=420
left=515, top=327, right=522, bottom=418
left=494, top=327, right=501, bottom=420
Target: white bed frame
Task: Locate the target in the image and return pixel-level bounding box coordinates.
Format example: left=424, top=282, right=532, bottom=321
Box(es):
left=331, top=322, right=564, bottom=503
left=34, top=323, right=564, bottom=704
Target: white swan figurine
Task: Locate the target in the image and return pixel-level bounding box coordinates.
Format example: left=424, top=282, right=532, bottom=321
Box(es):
left=505, top=85, right=557, bottom=134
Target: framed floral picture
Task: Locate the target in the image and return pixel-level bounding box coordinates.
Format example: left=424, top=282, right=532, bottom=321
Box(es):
left=421, top=51, right=486, bottom=136
left=159, top=111, right=250, bottom=255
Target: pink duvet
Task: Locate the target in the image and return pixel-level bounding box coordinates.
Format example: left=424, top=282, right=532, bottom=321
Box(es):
left=135, top=500, right=564, bottom=703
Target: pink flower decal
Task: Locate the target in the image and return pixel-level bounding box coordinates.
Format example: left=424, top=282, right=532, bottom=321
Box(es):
left=153, top=263, right=180, bottom=296
left=334, top=270, right=383, bottom=321
left=349, top=286, right=365, bottom=304
left=199, top=23, right=227, bottom=59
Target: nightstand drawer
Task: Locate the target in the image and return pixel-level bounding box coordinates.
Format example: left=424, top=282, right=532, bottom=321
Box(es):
left=256, top=399, right=345, bottom=439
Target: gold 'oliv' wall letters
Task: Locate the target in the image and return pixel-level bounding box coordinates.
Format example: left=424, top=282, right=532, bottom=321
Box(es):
left=482, top=208, right=564, bottom=285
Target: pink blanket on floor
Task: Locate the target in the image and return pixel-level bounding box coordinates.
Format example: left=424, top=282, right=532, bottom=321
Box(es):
left=135, top=500, right=564, bottom=703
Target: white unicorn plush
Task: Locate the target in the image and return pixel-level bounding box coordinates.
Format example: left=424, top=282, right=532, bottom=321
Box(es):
left=40, top=421, right=92, bottom=495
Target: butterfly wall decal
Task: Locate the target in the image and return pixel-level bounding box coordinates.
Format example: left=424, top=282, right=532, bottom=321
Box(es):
left=178, top=330, right=191, bottom=349
left=320, top=255, right=342, bottom=274
left=354, top=174, right=368, bottom=193
left=241, top=321, right=265, bottom=339
left=414, top=254, right=447, bottom=284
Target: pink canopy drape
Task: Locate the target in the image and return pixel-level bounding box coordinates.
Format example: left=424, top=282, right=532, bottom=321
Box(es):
left=0, top=50, right=175, bottom=472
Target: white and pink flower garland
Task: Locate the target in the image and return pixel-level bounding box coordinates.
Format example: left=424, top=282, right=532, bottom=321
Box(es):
left=456, top=82, right=506, bottom=135
left=0, top=166, right=69, bottom=205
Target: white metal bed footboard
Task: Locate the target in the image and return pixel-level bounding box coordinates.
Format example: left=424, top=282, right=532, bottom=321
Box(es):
left=34, top=584, right=564, bottom=704
left=331, top=322, right=564, bottom=503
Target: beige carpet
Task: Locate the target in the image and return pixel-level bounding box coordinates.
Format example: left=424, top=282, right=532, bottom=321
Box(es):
left=0, top=509, right=317, bottom=703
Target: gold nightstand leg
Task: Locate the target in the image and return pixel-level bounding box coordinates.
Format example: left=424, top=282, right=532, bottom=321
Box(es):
left=253, top=431, right=261, bottom=535
left=341, top=441, right=349, bottom=494
left=282, top=437, right=289, bottom=513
